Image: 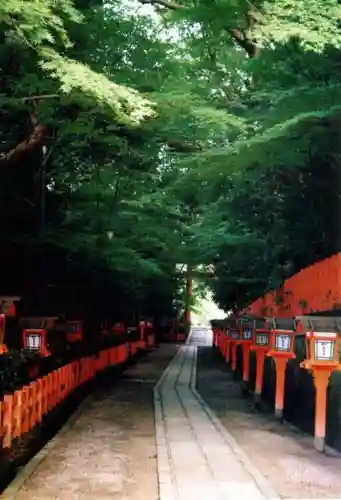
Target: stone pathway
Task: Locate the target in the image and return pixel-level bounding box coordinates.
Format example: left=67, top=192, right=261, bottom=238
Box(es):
left=197, top=345, right=341, bottom=499
left=154, top=329, right=279, bottom=500
left=3, top=331, right=287, bottom=500
left=2, top=345, right=178, bottom=500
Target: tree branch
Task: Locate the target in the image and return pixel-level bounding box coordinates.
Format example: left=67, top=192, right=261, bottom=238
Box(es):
left=0, top=111, right=47, bottom=166
left=21, top=94, right=59, bottom=102
left=138, top=0, right=260, bottom=58
left=229, top=28, right=260, bottom=58
left=139, top=0, right=184, bottom=9
left=167, top=140, right=202, bottom=152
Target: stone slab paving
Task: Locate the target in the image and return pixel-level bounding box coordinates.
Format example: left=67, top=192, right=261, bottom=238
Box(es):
left=154, top=329, right=279, bottom=500
left=197, top=345, right=341, bottom=500
left=2, top=345, right=178, bottom=500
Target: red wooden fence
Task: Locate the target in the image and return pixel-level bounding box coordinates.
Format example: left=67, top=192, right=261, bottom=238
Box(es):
left=0, top=337, right=152, bottom=451
left=248, top=253, right=341, bottom=317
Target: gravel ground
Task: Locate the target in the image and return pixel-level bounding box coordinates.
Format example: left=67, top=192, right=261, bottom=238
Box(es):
left=7, top=345, right=178, bottom=500
left=196, top=346, right=341, bottom=499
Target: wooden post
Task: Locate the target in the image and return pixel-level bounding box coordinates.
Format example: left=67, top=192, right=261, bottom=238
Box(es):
left=312, top=367, right=332, bottom=452
left=222, top=334, right=227, bottom=358
left=22, top=387, right=29, bottom=434
left=255, top=351, right=265, bottom=404
left=297, top=316, right=341, bottom=452
left=231, top=342, right=237, bottom=372
left=13, top=390, right=22, bottom=438
left=3, top=394, right=13, bottom=448
left=242, top=343, right=251, bottom=383
left=225, top=337, right=231, bottom=363
left=273, top=357, right=288, bottom=420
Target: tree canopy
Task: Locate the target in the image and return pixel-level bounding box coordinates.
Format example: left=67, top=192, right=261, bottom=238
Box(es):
left=0, top=0, right=339, bottom=319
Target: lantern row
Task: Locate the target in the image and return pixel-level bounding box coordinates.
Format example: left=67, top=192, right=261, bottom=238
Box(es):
left=211, top=315, right=341, bottom=453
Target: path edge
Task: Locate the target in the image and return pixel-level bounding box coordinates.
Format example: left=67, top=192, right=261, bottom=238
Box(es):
left=1, top=394, right=93, bottom=499
left=191, top=345, right=281, bottom=500
left=153, top=346, right=181, bottom=500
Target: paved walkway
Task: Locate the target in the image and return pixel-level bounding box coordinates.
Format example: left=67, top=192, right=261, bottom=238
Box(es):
left=2, top=345, right=178, bottom=500
left=3, top=331, right=281, bottom=500
left=154, top=328, right=279, bottom=500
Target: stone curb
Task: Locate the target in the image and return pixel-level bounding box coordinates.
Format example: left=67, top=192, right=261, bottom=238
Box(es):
left=153, top=347, right=181, bottom=500
left=190, top=345, right=281, bottom=500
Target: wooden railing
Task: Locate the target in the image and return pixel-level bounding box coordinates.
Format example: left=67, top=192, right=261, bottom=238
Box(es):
left=0, top=339, right=148, bottom=451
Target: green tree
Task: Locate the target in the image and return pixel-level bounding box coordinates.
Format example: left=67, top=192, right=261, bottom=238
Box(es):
left=0, top=0, right=340, bottom=320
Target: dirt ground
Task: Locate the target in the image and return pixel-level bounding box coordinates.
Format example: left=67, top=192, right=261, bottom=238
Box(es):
left=196, top=347, right=341, bottom=499
left=9, top=345, right=178, bottom=500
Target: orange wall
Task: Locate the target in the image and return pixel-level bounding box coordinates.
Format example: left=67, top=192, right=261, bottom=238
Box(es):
left=248, top=253, right=341, bottom=317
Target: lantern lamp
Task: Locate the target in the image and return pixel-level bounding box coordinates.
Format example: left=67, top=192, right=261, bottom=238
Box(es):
left=269, top=317, right=296, bottom=355
left=0, top=314, right=7, bottom=353
left=301, top=317, right=341, bottom=368
left=238, top=316, right=254, bottom=341
left=275, top=333, right=291, bottom=351
left=230, top=327, right=241, bottom=341
left=23, top=328, right=50, bottom=357
left=305, top=331, right=338, bottom=363
left=26, top=331, right=42, bottom=349
left=226, top=319, right=241, bottom=374
left=266, top=317, right=296, bottom=420
left=66, top=320, right=83, bottom=343
left=236, top=316, right=255, bottom=390
left=250, top=317, right=270, bottom=406
left=315, top=337, right=335, bottom=361
left=221, top=318, right=233, bottom=362
left=255, top=331, right=270, bottom=347
left=299, top=316, right=341, bottom=452
left=243, top=327, right=252, bottom=341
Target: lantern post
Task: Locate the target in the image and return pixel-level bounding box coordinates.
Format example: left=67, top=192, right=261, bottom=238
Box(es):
left=211, top=319, right=227, bottom=357
left=0, top=314, right=7, bottom=354
left=210, top=319, right=223, bottom=348
left=146, top=320, right=156, bottom=347
left=224, top=324, right=231, bottom=363
left=0, top=296, right=21, bottom=354
left=298, top=316, right=341, bottom=453
left=237, top=316, right=254, bottom=391
left=267, top=317, right=296, bottom=420
left=229, top=321, right=241, bottom=376
left=210, top=320, right=218, bottom=347
left=250, top=318, right=271, bottom=406
left=221, top=318, right=232, bottom=363
left=138, top=320, right=146, bottom=342
left=216, top=323, right=224, bottom=355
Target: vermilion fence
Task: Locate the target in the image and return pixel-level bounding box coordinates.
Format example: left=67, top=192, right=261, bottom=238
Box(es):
left=248, top=253, right=341, bottom=317
left=0, top=337, right=153, bottom=451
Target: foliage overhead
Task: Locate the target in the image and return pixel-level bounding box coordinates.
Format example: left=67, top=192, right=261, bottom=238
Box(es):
left=0, top=0, right=340, bottom=318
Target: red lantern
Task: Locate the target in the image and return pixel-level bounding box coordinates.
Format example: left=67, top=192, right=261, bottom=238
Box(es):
left=66, top=320, right=83, bottom=343
left=0, top=314, right=7, bottom=354
left=298, top=316, right=341, bottom=452
left=22, top=328, right=50, bottom=357
left=236, top=316, right=255, bottom=388
left=267, top=317, right=296, bottom=420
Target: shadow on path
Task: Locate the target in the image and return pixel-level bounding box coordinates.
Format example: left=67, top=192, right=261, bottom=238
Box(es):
left=196, top=347, right=341, bottom=499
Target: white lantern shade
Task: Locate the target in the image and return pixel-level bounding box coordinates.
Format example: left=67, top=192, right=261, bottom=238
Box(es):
left=314, top=339, right=334, bottom=361
left=275, top=333, right=291, bottom=351
left=27, top=333, right=41, bottom=349
left=243, top=328, right=252, bottom=340
left=255, top=333, right=269, bottom=346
